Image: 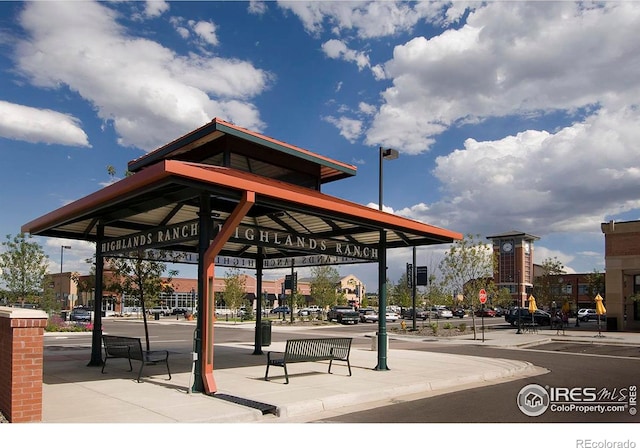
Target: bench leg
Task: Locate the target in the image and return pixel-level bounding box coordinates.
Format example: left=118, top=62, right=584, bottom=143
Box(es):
left=283, top=364, right=289, bottom=384
left=328, top=359, right=352, bottom=376
left=264, top=364, right=270, bottom=381
left=137, top=362, right=145, bottom=383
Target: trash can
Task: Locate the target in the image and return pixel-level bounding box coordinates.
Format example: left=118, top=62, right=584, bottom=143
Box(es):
left=606, top=316, right=617, bottom=331
left=154, top=312, right=160, bottom=321
left=260, top=320, right=272, bottom=346
left=60, top=311, right=68, bottom=321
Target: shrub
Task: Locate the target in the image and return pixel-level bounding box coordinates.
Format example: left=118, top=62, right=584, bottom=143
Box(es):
left=443, top=322, right=453, bottom=330
left=458, top=323, right=467, bottom=332
left=429, top=322, right=439, bottom=335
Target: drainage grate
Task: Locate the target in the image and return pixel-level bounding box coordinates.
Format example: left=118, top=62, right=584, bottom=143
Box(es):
left=211, top=393, right=278, bottom=415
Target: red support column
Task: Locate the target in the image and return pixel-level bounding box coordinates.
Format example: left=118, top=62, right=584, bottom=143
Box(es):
left=0, top=307, right=48, bottom=423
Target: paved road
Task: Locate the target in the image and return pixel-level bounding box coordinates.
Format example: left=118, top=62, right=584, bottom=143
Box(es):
left=315, top=341, right=640, bottom=423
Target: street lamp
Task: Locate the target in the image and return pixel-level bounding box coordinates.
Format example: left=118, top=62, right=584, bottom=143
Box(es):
left=60, top=245, right=71, bottom=309
left=376, top=147, right=399, bottom=371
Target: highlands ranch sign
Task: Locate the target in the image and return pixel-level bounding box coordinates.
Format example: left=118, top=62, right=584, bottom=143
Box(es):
left=101, top=218, right=379, bottom=262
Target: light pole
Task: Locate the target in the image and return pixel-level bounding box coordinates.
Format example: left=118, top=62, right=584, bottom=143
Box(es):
left=60, top=245, right=71, bottom=309
left=376, top=146, right=399, bottom=371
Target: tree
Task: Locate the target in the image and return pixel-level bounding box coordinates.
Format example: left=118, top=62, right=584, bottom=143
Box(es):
left=584, top=269, right=605, bottom=298
left=533, top=257, right=566, bottom=308
left=0, top=233, right=49, bottom=307
left=105, top=250, right=177, bottom=350
left=223, top=267, right=247, bottom=321
left=391, top=272, right=412, bottom=309
left=310, top=265, right=342, bottom=317
left=438, top=233, right=495, bottom=339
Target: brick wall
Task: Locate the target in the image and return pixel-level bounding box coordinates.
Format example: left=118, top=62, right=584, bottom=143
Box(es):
left=0, top=307, right=48, bottom=423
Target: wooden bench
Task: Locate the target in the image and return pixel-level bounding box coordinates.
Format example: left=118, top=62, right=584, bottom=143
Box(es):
left=264, top=337, right=352, bottom=384
left=101, top=335, right=171, bottom=383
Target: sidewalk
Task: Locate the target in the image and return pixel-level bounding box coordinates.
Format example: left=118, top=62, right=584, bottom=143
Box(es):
left=40, top=323, right=639, bottom=424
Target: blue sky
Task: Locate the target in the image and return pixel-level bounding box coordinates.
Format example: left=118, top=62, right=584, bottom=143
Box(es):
left=1, top=1, right=639, bottom=293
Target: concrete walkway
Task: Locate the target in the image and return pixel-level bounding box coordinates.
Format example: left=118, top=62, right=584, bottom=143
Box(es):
left=38, top=320, right=640, bottom=424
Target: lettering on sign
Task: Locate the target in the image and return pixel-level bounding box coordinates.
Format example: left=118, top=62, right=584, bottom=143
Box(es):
left=100, top=219, right=379, bottom=262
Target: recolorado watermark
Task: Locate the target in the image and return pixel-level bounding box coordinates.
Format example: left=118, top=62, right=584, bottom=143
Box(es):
left=517, top=384, right=637, bottom=417
left=576, top=440, right=636, bottom=448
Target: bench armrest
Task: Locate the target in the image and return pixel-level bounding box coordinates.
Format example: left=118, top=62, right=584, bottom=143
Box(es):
left=266, top=351, right=283, bottom=362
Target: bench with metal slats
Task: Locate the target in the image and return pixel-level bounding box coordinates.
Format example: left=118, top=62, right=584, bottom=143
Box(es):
left=101, top=335, right=171, bottom=383
left=264, top=337, right=352, bottom=384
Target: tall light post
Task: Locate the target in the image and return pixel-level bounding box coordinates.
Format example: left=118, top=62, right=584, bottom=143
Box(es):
left=376, top=147, right=399, bottom=371
left=60, top=245, right=71, bottom=309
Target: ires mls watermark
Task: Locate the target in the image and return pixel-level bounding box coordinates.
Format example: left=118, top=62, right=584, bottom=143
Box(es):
left=517, top=384, right=637, bottom=417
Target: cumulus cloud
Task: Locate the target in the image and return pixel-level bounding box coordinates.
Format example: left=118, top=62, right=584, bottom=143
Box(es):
left=0, top=100, right=90, bottom=147
left=144, top=0, right=169, bottom=19
left=278, top=0, right=448, bottom=39
left=323, top=115, right=363, bottom=143
left=366, top=2, right=640, bottom=153
left=393, top=106, right=640, bottom=237
left=191, top=20, right=219, bottom=46
left=14, top=1, right=271, bottom=151
left=321, top=39, right=369, bottom=70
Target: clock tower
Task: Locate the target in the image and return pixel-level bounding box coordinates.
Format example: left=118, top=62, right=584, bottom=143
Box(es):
left=486, top=231, right=539, bottom=307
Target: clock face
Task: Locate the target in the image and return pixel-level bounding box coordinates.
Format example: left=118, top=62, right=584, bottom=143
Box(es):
left=502, top=242, right=513, bottom=252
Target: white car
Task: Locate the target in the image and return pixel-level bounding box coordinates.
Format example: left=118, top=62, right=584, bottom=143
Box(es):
left=359, top=308, right=379, bottom=322
left=385, top=312, right=400, bottom=322
left=148, top=306, right=172, bottom=316
left=430, top=306, right=453, bottom=319
left=577, top=308, right=602, bottom=321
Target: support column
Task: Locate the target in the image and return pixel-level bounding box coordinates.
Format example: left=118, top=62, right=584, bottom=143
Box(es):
left=0, top=307, right=48, bottom=422
left=88, top=223, right=105, bottom=366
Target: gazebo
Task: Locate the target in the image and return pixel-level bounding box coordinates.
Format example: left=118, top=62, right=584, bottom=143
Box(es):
left=22, top=118, right=462, bottom=394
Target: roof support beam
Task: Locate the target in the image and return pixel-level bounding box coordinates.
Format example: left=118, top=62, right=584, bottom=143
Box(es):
left=200, top=190, right=256, bottom=395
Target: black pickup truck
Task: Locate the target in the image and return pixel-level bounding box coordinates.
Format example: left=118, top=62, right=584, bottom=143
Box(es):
left=327, top=306, right=359, bottom=324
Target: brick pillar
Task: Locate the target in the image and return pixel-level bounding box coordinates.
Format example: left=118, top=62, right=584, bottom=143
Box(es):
left=0, top=307, right=48, bottom=423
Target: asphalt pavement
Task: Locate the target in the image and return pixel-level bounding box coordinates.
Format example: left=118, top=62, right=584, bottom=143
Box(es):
left=36, top=318, right=640, bottom=425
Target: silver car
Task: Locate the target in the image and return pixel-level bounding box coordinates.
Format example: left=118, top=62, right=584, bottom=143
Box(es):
left=430, top=306, right=453, bottom=319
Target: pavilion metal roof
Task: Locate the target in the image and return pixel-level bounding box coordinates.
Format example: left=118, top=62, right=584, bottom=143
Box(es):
left=127, top=118, right=357, bottom=186
left=22, top=159, right=462, bottom=265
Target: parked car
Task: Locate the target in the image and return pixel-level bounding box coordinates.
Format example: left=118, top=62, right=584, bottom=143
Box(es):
left=577, top=308, right=604, bottom=321
left=401, top=308, right=428, bottom=320
left=430, top=306, right=453, bottom=319
left=148, top=306, right=172, bottom=316
left=385, top=311, right=400, bottom=322
left=270, top=306, right=291, bottom=314
left=70, top=308, right=92, bottom=322
left=172, top=307, right=188, bottom=315
left=505, top=307, right=551, bottom=326
left=452, top=308, right=466, bottom=318
left=359, top=308, right=379, bottom=322
left=298, top=305, right=322, bottom=316
left=327, top=306, right=359, bottom=324
left=475, top=308, right=497, bottom=317
left=493, top=307, right=506, bottom=317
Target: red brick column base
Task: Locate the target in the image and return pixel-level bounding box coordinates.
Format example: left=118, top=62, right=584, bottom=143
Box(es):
left=0, top=307, right=48, bottom=423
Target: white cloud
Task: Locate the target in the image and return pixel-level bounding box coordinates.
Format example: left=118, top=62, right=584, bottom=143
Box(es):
left=278, top=0, right=447, bottom=39
left=366, top=2, right=640, bottom=153
left=248, top=1, right=268, bottom=16
left=190, top=20, right=219, bottom=46
left=321, top=39, right=369, bottom=70
left=0, top=100, right=90, bottom=147
left=395, top=106, right=640, bottom=238
left=322, top=115, right=363, bottom=143
left=15, top=1, right=271, bottom=151
left=144, top=1, right=169, bottom=19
